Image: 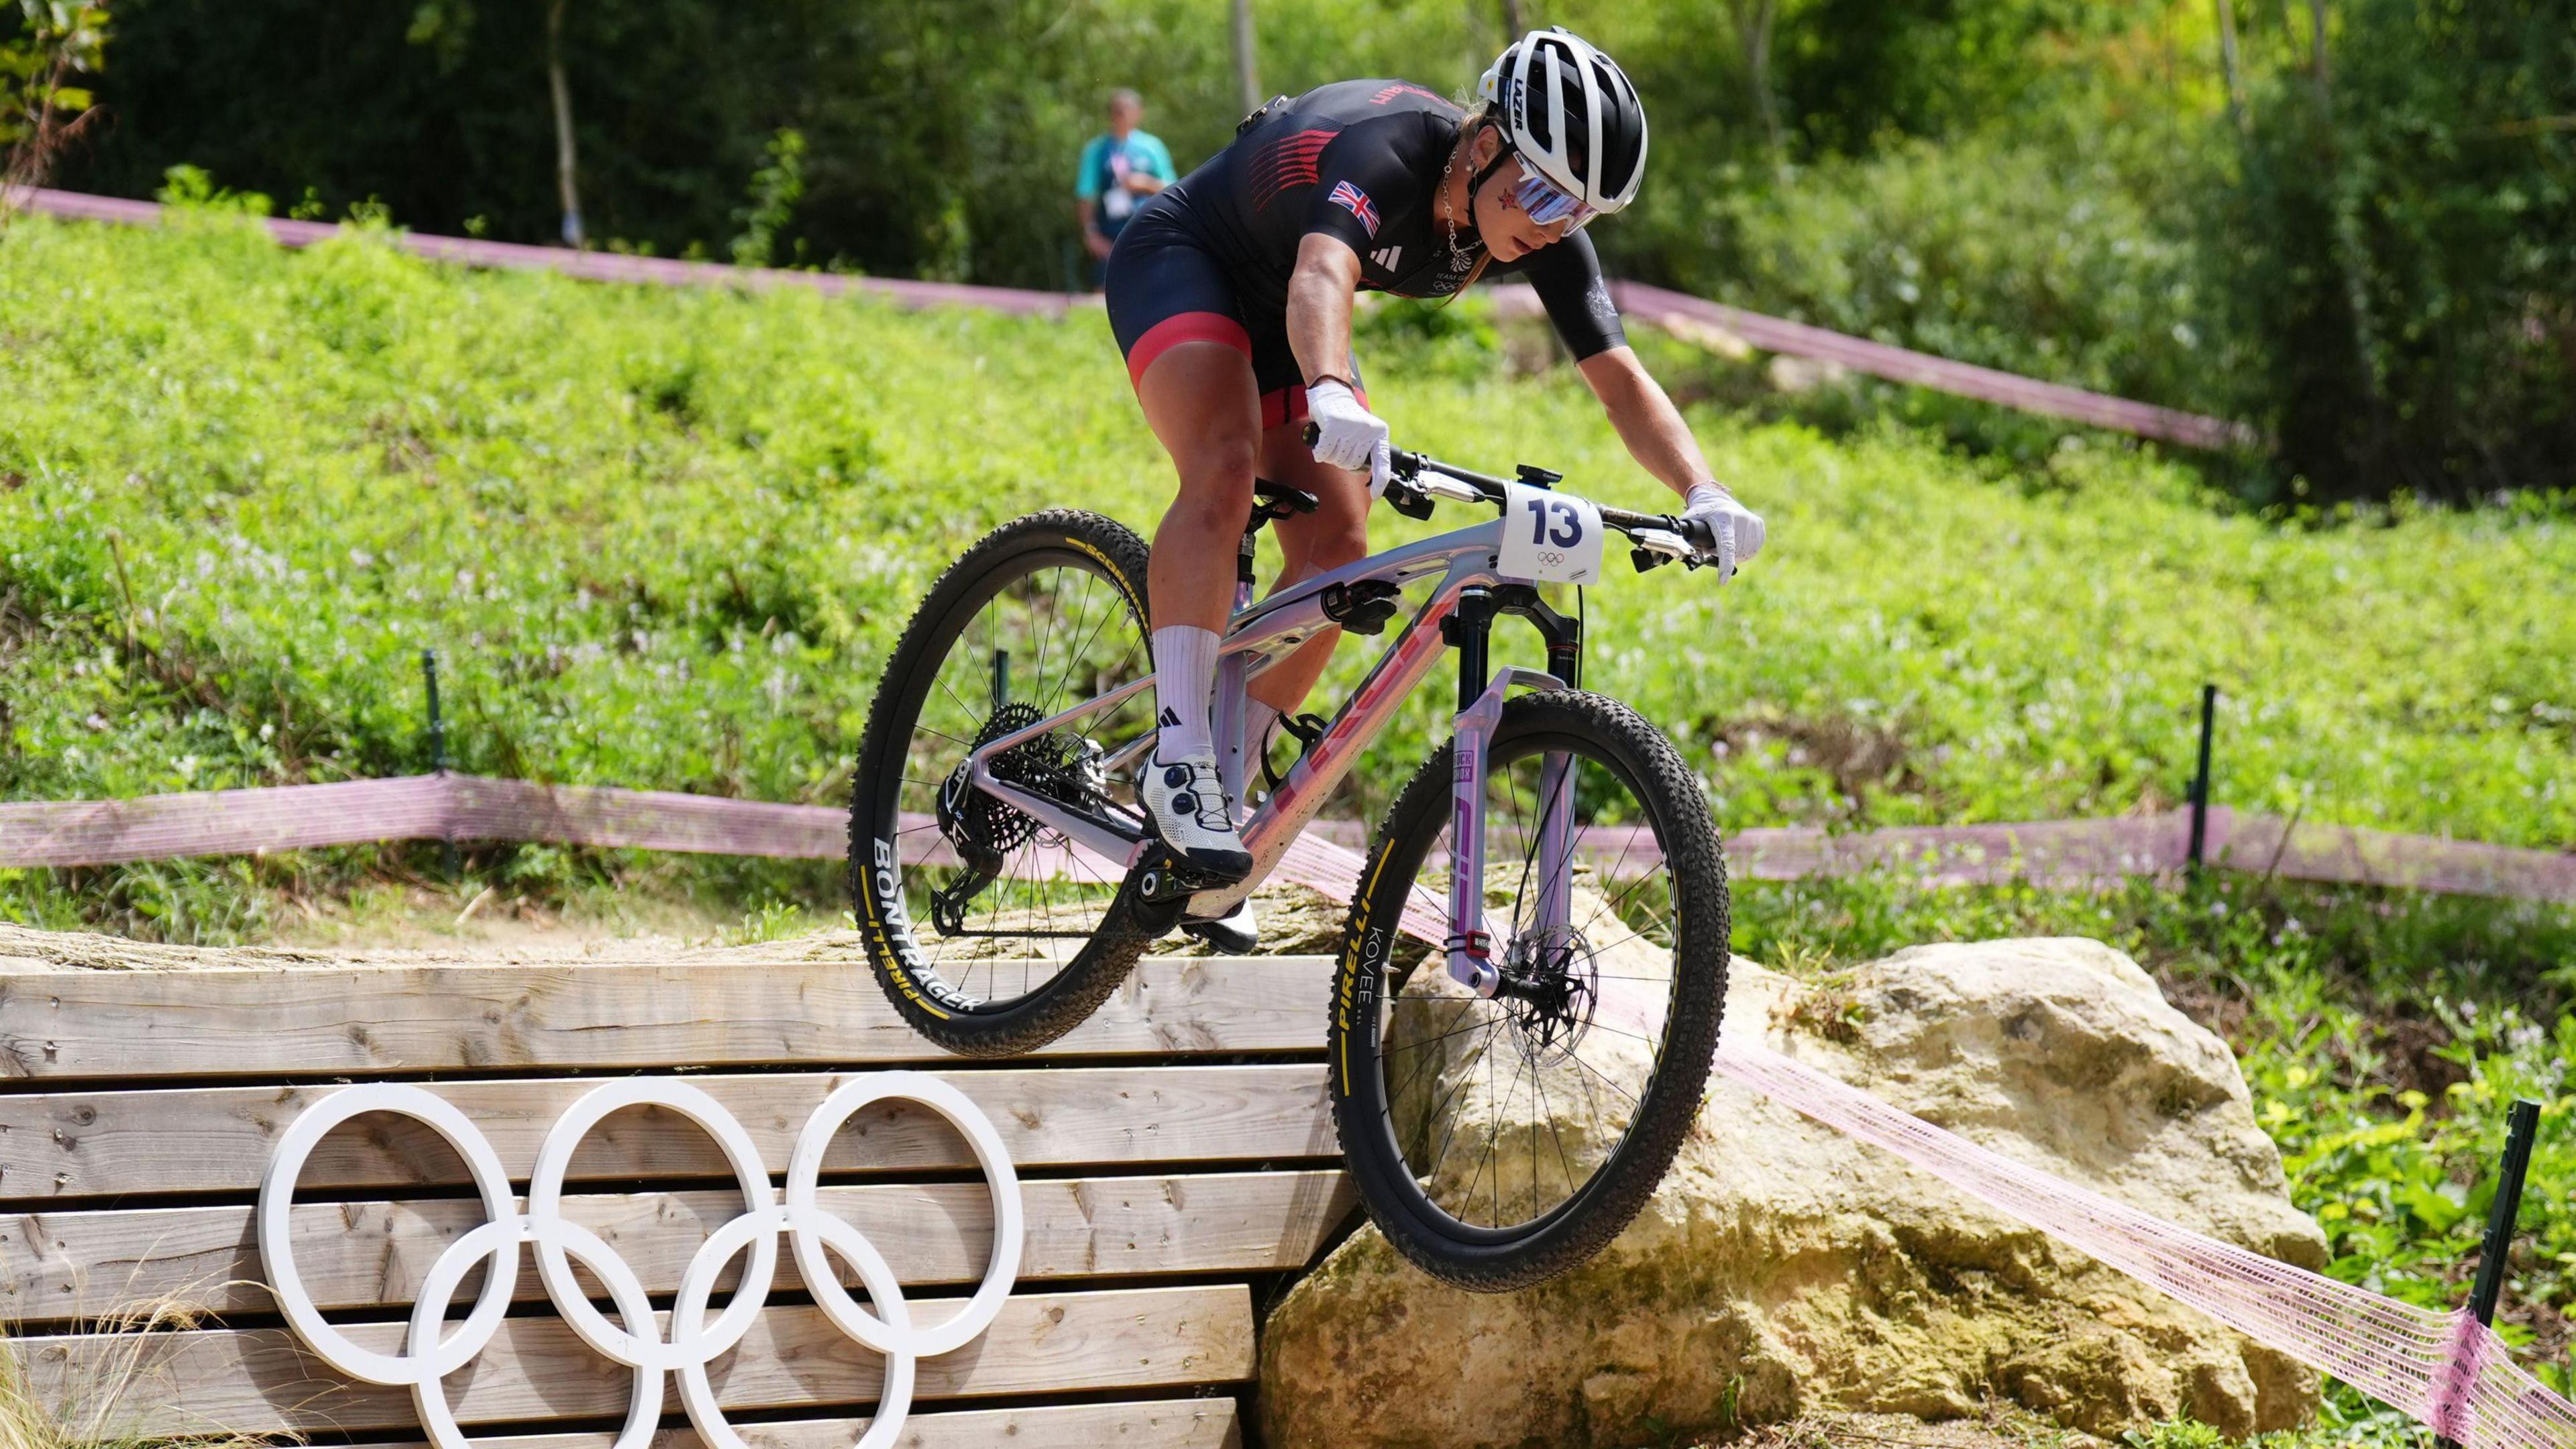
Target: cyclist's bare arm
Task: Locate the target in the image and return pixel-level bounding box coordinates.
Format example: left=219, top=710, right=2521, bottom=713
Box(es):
left=1287, top=233, right=1364, bottom=387
left=1578, top=345, right=1715, bottom=500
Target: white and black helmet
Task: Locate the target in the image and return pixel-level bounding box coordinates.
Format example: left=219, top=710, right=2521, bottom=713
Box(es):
left=1476, top=28, right=1650, bottom=215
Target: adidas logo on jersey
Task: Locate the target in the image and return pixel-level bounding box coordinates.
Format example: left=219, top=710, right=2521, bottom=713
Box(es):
left=1370, top=245, right=1403, bottom=272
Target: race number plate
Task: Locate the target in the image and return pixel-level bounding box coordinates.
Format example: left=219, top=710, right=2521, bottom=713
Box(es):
left=1497, top=482, right=1606, bottom=585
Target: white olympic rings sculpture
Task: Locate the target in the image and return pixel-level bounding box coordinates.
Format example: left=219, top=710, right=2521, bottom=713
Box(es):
left=256, top=1075, right=1022, bottom=1449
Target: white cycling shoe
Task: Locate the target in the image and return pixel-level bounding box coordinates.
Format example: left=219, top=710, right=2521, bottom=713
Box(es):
left=1140, top=751, right=1252, bottom=882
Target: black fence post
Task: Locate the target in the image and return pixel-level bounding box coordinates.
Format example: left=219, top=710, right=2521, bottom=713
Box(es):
left=2469, top=1099, right=2543, bottom=1326
left=2186, top=683, right=2217, bottom=872
left=422, top=649, right=449, bottom=775
left=423, top=649, right=459, bottom=879
left=2434, top=1097, right=2544, bottom=1449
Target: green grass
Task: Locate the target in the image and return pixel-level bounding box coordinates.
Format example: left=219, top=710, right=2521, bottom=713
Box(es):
left=4, top=207, right=2574, bottom=1437
left=3, top=210, right=2569, bottom=906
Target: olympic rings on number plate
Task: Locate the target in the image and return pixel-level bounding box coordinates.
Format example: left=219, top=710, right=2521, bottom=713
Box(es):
left=256, top=1075, right=1023, bottom=1449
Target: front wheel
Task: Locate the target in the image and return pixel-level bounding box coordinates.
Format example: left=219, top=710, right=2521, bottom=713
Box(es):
left=1328, top=690, right=1729, bottom=1291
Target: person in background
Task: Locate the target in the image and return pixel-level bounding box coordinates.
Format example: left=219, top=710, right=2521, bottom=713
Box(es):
left=1076, top=89, right=1177, bottom=288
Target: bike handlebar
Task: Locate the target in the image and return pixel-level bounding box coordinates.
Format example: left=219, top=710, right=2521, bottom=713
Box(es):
left=1297, top=422, right=1719, bottom=571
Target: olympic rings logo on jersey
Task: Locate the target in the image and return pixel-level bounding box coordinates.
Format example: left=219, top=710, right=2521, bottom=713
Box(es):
left=256, top=1075, right=1022, bottom=1449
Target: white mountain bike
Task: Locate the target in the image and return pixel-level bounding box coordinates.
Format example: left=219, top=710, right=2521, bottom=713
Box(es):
left=852, top=443, right=1734, bottom=1290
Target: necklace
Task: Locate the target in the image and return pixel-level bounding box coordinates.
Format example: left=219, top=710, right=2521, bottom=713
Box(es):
left=1440, top=124, right=1478, bottom=278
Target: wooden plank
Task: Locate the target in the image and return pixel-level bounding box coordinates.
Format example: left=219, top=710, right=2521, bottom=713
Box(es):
left=0, top=1066, right=1335, bottom=1200
left=0, top=1171, right=1355, bottom=1321
left=0, top=956, right=1334, bottom=1081
left=13, top=1285, right=1253, bottom=1438
left=339, top=1399, right=1243, bottom=1449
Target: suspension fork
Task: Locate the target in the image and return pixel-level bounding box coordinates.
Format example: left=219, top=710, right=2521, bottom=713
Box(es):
left=1442, top=586, right=1581, bottom=997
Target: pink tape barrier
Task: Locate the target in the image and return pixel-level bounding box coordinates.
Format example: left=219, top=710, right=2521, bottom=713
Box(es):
left=0, top=775, right=842, bottom=866
left=1257, top=831, right=2576, bottom=1449
left=1602, top=282, right=2263, bottom=451
left=8, top=185, right=2259, bottom=448
left=3, top=186, right=1084, bottom=318
left=2, top=776, right=2569, bottom=902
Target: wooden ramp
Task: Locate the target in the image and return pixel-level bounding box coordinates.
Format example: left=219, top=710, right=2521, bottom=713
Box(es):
left=0, top=951, right=1348, bottom=1448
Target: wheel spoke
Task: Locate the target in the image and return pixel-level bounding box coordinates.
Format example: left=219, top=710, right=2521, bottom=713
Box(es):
left=865, top=549, right=1155, bottom=1018
left=1354, top=714, right=1725, bottom=1252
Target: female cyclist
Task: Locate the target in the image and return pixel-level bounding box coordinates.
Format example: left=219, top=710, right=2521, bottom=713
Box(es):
left=1109, top=28, right=1768, bottom=897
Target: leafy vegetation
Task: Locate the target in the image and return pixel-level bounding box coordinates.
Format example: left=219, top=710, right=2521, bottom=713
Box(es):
left=1, top=209, right=2569, bottom=938
left=2212, top=0, right=2576, bottom=500
left=0, top=0, right=108, bottom=190
left=1, top=192, right=2571, bottom=1444
left=40, top=0, right=2576, bottom=492
left=40, top=0, right=2576, bottom=496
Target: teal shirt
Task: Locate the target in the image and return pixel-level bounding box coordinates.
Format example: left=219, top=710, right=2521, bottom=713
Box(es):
left=1076, top=129, right=1177, bottom=233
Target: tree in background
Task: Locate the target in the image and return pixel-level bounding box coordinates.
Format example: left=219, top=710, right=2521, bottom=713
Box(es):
left=730, top=125, right=805, bottom=268
left=545, top=0, right=583, bottom=246
left=28, top=0, right=2576, bottom=496
left=1, top=0, right=110, bottom=193
left=2214, top=0, right=2575, bottom=498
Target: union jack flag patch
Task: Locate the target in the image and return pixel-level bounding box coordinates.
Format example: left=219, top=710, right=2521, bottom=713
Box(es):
left=1328, top=180, right=1381, bottom=236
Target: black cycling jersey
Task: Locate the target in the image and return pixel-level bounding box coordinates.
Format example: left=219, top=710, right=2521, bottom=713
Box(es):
left=1105, top=77, right=1627, bottom=423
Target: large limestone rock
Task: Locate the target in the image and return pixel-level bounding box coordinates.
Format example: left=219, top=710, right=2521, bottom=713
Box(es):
left=1260, top=937, right=2326, bottom=1447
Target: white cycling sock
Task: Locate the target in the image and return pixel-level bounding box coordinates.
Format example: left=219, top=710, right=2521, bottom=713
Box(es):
left=1152, top=625, right=1218, bottom=760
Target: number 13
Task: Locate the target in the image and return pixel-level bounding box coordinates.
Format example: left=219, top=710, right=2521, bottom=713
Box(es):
left=1524, top=498, right=1583, bottom=547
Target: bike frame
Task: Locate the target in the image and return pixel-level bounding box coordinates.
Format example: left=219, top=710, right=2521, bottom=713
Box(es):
left=958, top=512, right=1585, bottom=998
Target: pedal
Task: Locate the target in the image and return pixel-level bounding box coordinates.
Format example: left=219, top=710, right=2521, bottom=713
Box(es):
left=1180, top=900, right=1259, bottom=954
left=1321, top=579, right=1403, bottom=635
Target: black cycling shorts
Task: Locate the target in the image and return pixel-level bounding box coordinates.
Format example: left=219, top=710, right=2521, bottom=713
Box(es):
left=1104, top=198, right=1364, bottom=429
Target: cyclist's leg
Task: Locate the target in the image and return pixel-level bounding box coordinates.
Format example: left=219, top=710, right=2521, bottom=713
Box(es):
left=1233, top=331, right=1371, bottom=718
left=1248, top=412, right=1370, bottom=715
left=1134, top=351, right=1260, bottom=638
left=1108, top=218, right=1260, bottom=659
left=1109, top=219, right=1261, bottom=876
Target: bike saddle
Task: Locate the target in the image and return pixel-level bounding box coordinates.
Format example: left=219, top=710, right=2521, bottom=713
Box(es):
left=1252, top=478, right=1320, bottom=517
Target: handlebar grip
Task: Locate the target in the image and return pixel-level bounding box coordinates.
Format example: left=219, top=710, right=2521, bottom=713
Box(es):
left=1299, top=423, right=1423, bottom=482
left=1675, top=514, right=1718, bottom=552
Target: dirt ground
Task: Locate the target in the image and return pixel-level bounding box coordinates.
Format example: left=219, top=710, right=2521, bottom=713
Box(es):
left=1722, top=1407, right=2113, bottom=1449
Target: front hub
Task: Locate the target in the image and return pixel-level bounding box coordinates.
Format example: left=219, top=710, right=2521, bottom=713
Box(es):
left=1494, top=924, right=1599, bottom=1063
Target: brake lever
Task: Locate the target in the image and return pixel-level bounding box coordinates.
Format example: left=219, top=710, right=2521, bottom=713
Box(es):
left=1301, top=422, right=1434, bottom=517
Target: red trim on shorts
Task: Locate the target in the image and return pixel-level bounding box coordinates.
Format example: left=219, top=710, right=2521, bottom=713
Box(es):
left=1260, top=381, right=1368, bottom=431
left=1126, top=311, right=1253, bottom=391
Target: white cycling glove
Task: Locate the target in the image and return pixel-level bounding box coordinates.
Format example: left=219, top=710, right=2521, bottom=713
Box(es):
left=1305, top=378, right=1394, bottom=499
left=1684, top=482, right=1767, bottom=580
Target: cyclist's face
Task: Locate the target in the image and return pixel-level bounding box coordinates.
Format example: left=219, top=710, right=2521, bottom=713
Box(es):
left=1472, top=152, right=1578, bottom=262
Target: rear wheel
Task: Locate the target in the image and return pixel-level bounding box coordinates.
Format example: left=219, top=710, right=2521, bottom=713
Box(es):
left=850, top=510, right=1168, bottom=1058
left=1327, top=690, right=1729, bottom=1291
